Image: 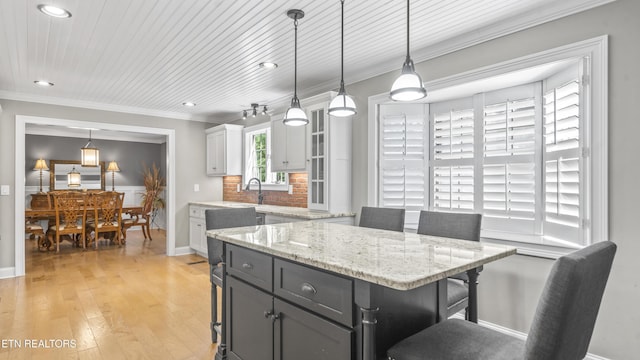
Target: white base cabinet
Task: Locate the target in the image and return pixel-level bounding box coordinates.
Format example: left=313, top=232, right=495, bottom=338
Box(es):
left=189, top=205, right=207, bottom=256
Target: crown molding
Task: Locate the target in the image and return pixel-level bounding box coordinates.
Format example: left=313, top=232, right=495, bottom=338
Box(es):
left=0, top=90, right=213, bottom=123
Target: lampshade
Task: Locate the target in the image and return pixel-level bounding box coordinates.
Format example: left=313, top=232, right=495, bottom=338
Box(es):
left=328, top=0, right=357, bottom=117
left=390, top=0, right=427, bottom=102
left=283, top=9, right=308, bottom=126
left=328, top=89, right=357, bottom=117
left=107, top=161, right=120, bottom=172
left=67, top=166, right=81, bottom=188
left=33, top=159, right=49, bottom=171
left=81, top=130, right=100, bottom=167
left=283, top=97, right=308, bottom=127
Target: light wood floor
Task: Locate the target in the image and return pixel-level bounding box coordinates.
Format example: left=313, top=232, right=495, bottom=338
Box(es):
left=0, top=230, right=218, bottom=360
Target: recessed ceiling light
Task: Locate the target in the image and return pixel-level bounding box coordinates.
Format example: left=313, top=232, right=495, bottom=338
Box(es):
left=37, top=4, right=72, bottom=18
left=34, top=80, right=54, bottom=87
left=182, top=102, right=196, bottom=107
left=259, top=62, right=278, bottom=69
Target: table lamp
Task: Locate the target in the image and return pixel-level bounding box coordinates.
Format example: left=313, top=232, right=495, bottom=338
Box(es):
left=107, top=161, right=120, bottom=191
left=33, top=159, right=49, bottom=194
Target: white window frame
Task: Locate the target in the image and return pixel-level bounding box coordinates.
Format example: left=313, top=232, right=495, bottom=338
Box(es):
left=368, top=36, right=607, bottom=258
left=243, top=122, right=288, bottom=191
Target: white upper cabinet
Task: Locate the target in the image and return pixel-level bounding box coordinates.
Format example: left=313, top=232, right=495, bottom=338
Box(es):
left=205, top=124, right=243, bottom=176
left=271, top=117, right=307, bottom=172
left=304, top=92, right=352, bottom=213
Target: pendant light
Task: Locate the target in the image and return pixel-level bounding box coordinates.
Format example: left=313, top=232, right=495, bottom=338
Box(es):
left=81, top=129, right=100, bottom=167
left=283, top=9, right=308, bottom=126
left=67, top=166, right=81, bottom=188
left=328, top=0, right=357, bottom=117
left=390, top=0, right=426, bottom=101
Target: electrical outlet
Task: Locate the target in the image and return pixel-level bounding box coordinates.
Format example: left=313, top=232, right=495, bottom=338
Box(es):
left=288, top=185, right=293, bottom=195
left=0, top=185, right=9, bottom=196
left=194, top=184, right=200, bottom=192
left=236, top=184, right=240, bottom=192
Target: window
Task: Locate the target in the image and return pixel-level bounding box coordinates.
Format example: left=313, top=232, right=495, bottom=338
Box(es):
left=371, top=36, right=608, bottom=256
left=244, top=123, right=286, bottom=189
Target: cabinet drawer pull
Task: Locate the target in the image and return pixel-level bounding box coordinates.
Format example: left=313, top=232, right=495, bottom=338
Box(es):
left=301, top=282, right=317, bottom=295
left=242, top=263, right=253, bottom=270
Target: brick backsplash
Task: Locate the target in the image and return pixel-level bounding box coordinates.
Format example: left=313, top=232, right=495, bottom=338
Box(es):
left=222, top=173, right=308, bottom=208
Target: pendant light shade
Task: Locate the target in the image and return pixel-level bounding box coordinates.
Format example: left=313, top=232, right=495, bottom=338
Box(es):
left=81, top=130, right=100, bottom=167
left=390, top=0, right=426, bottom=102
left=328, top=0, right=357, bottom=117
left=283, top=9, right=308, bottom=127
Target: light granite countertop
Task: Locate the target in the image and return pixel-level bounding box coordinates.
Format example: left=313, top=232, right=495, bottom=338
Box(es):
left=207, top=221, right=516, bottom=291
left=190, top=201, right=355, bottom=220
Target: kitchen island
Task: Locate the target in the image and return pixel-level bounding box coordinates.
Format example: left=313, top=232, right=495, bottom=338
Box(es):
left=208, top=221, right=516, bottom=360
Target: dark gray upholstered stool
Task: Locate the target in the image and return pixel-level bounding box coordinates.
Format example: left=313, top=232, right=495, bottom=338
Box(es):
left=417, top=210, right=482, bottom=321
left=387, top=241, right=617, bottom=360
left=359, top=206, right=405, bottom=232
left=205, top=207, right=257, bottom=344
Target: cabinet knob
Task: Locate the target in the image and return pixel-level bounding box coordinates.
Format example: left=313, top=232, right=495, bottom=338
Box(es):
left=242, top=263, right=253, bottom=270
left=264, top=310, right=280, bottom=321
left=301, top=282, right=317, bottom=296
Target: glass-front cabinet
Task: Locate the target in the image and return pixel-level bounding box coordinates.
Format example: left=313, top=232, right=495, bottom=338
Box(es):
left=308, top=103, right=327, bottom=210
left=304, top=92, right=352, bottom=213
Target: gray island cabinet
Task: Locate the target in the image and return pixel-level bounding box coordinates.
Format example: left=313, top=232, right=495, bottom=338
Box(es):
left=208, top=221, right=516, bottom=360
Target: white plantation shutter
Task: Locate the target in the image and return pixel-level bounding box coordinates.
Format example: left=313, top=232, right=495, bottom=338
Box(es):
left=543, top=65, right=584, bottom=247
left=483, top=163, right=536, bottom=220
left=379, top=104, right=427, bottom=229
left=430, top=98, right=475, bottom=213
left=481, top=84, right=541, bottom=235
left=433, top=166, right=474, bottom=211
left=434, top=108, right=474, bottom=160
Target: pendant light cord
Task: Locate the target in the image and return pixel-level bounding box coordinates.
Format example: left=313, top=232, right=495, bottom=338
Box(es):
left=340, top=0, right=345, bottom=87
left=406, top=0, right=410, bottom=59
left=294, top=18, right=299, bottom=98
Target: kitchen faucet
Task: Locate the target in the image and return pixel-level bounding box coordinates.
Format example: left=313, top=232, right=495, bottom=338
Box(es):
left=245, top=177, right=264, bottom=204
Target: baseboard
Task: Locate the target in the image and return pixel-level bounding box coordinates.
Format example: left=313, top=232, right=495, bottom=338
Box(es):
left=451, top=314, right=609, bottom=360
left=0, top=267, right=16, bottom=279
left=174, top=246, right=194, bottom=256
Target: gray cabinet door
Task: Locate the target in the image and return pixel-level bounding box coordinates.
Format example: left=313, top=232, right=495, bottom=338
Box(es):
left=274, top=298, right=352, bottom=360
left=226, top=276, right=273, bottom=360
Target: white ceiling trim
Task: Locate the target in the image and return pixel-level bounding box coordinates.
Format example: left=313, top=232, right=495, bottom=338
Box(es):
left=26, top=126, right=166, bottom=144
left=0, top=90, right=213, bottom=123
left=222, top=0, right=615, bottom=124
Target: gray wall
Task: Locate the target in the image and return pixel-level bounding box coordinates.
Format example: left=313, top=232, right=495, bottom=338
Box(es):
left=347, top=1, right=638, bottom=358
left=25, top=134, right=163, bottom=187
left=0, top=99, right=223, bottom=268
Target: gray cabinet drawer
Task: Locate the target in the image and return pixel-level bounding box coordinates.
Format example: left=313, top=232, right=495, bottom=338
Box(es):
left=274, top=259, right=353, bottom=326
left=226, top=245, right=273, bottom=292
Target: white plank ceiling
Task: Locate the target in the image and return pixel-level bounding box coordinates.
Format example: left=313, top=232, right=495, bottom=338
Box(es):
left=0, top=0, right=611, bottom=123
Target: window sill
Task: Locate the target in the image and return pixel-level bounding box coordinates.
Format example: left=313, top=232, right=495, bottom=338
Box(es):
left=245, top=183, right=289, bottom=192
left=480, top=237, right=580, bottom=260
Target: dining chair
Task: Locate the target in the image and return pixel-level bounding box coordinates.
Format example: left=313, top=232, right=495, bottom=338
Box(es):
left=87, top=191, right=124, bottom=249
left=387, top=241, right=617, bottom=360
left=122, top=189, right=155, bottom=241
left=417, top=210, right=482, bottom=322
left=25, top=217, right=45, bottom=249
left=358, top=206, right=405, bottom=232
left=49, top=191, right=88, bottom=252
left=205, top=207, right=258, bottom=344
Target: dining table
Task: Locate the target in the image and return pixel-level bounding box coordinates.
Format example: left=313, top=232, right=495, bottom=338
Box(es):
left=207, top=221, right=517, bottom=360
left=25, top=206, right=144, bottom=250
